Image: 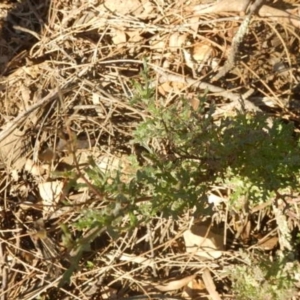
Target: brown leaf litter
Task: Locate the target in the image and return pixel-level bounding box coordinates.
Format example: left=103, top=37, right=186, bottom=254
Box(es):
left=0, top=0, right=300, bottom=299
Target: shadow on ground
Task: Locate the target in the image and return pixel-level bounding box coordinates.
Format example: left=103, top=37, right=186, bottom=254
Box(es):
left=0, top=0, right=50, bottom=75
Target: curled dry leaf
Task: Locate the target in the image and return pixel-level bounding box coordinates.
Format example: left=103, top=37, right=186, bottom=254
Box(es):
left=192, top=42, right=213, bottom=63
left=182, top=278, right=206, bottom=299
left=183, top=225, right=224, bottom=259
left=153, top=274, right=196, bottom=292
left=192, top=41, right=218, bottom=73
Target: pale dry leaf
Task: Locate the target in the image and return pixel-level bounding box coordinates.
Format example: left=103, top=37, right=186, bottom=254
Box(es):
left=150, top=37, right=166, bottom=51
left=192, top=42, right=213, bottom=63
left=111, top=28, right=127, bottom=45
left=192, top=42, right=215, bottom=73
left=273, top=204, right=292, bottom=250
left=92, top=93, right=106, bottom=117
left=20, top=84, right=31, bottom=106
left=127, top=30, right=143, bottom=43
left=158, top=82, right=172, bottom=96
left=138, top=0, right=155, bottom=19
left=104, top=0, right=142, bottom=16
left=106, top=252, right=152, bottom=266
left=187, top=16, right=200, bottom=37
left=38, top=181, right=65, bottom=211
left=24, top=158, right=45, bottom=176
left=202, top=269, right=222, bottom=300
left=183, top=225, right=224, bottom=259
left=158, top=81, right=186, bottom=96
left=96, top=154, right=135, bottom=182
left=207, top=193, right=225, bottom=206
left=154, top=274, right=196, bottom=292
left=182, top=49, right=195, bottom=71
left=0, top=126, right=28, bottom=170
left=169, top=32, right=188, bottom=50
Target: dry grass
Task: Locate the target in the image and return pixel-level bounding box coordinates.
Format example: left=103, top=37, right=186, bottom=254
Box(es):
left=0, top=0, right=300, bottom=299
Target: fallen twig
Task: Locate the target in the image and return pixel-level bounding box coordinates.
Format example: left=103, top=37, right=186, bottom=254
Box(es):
left=189, top=0, right=300, bottom=28
left=213, top=0, right=265, bottom=81
left=151, top=65, right=261, bottom=116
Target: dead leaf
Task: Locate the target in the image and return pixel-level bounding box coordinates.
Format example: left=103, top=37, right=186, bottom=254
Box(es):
left=127, top=30, right=143, bottom=43
left=207, top=193, right=225, bottom=206
left=202, top=269, right=222, bottom=300
left=154, top=274, right=196, bottom=292
left=24, top=158, right=45, bottom=176
left=256, top=236, right=278, bottom=251
left=190, top=0, right=300, bottom=28
left=158, top=81, right=186, bottom=96
left=182, top=278, right=206, bottom=299
left=38, top=148, right=55, bottom=162
left=20, top=84, right=31, bottom=106
left=150, top=36, right=166, bottom=51
left=188, top=97, right=200, bottom=111
left=169, top=32, right=188, bottom=50
left=96, top=154, right=136, bottom=183
left=111, top=28, right=127, bottom=45
left=0, top=126, right=29, bottom=170
left=192, top=42, right=213, bottom=63
left=187, top=16, right=200, bottom=37
left=183, top=225, right=224, bottom=259
left=104, top=0, right=142, bottom=16
left=106, top=252, right=152, bottom=266
left=38, top=181, right=65, bottom=217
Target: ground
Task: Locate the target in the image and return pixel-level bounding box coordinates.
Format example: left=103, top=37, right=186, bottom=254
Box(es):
left=0, top=0, right=300, bottom=299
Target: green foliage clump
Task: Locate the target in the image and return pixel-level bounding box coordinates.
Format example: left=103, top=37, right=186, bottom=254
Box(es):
left=133, top=93, right=300, bottom=209
left=74, top=85, right=300, bottom=221
left=227, top=253, right=297, bottom=300
left=61, top=72, right=300, bottom=290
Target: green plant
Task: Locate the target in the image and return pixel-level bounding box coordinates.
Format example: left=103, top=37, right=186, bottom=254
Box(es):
left=60, top=67, right=300, bottom=288
left=227, top=252, right=297, bottom=300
